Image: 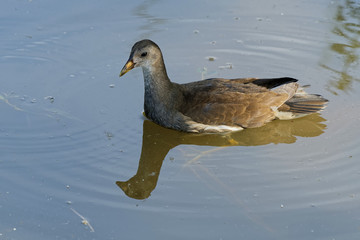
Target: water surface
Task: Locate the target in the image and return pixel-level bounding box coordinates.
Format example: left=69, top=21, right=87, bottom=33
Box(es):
left=1, top=0, right=360, bottom=239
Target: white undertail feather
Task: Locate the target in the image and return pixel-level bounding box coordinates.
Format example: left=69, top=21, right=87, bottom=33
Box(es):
left=186, top=120, right=244, bottom=133
left=272, top=107, right=307, bottom=120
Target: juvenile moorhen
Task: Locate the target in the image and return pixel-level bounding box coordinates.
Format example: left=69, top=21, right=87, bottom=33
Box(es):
left=120, top=39, right=328, bottom=133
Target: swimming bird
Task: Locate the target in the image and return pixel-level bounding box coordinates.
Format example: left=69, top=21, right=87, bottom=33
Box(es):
left=119, top=39, right=328, bottom=133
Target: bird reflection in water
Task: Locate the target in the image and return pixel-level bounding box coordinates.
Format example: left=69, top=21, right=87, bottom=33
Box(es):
left=116, top=114, right=327, bottom=200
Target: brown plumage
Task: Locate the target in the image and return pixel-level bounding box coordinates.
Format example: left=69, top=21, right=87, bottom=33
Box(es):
left=119, top=39, right=328, bottom=133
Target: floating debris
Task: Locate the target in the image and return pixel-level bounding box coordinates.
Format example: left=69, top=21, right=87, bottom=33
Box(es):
left=105, top=131, right=114, bottom=140
left=206, top=56, right=216, bottom=61
left=70, top=208, right=95, bottom=232
left=0, top=93, right=22, bottom=111
left=44, top=96, right=55, bottom=103
left=109, top=84, right=115, bottom=88
left=193, top=29, right=200, bottom=34
left=218, top=62, right=233, bottom=69
left=199, top=67, right=208, bottom=80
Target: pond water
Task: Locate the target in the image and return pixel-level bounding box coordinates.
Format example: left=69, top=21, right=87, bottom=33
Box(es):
left=1, top=0, right=360, bottom=239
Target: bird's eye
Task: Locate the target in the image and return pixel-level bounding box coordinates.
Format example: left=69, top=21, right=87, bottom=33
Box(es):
left=141, top=52, right=148, bottom=57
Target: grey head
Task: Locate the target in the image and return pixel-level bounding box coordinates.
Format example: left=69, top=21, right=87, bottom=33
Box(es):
left=119, top=39, right=164, bottom=77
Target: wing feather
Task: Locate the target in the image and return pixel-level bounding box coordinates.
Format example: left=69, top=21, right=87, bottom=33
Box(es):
left=179, top=78, right=296, bottom=128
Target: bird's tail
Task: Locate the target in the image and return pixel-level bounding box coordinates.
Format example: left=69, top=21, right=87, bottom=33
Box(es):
left=276, top=86, right=328, bottom=120
left=284, top=93, right=328, bottom=114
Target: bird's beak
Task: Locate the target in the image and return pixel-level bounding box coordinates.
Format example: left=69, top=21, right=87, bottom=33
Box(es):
left=119, top=59, right=135, bottom=77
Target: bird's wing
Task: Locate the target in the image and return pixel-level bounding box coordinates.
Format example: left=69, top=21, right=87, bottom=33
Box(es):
left=179, top=78, right=297, bottom=128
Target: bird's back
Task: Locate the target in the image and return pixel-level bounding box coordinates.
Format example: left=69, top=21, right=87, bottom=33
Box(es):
left=178, top=78, right=295, bottom=128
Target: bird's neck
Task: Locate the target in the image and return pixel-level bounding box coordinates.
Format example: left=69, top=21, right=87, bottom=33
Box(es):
left=142, top=59, right=174, bottom=114
left=141, top=59, right=185, bottom=129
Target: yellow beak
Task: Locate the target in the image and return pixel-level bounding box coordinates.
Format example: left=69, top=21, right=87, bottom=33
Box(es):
left=119, top=59, right=135, bottom=77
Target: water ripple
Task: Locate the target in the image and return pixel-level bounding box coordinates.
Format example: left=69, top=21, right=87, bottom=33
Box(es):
left=1, top=55, right=51, bottom=63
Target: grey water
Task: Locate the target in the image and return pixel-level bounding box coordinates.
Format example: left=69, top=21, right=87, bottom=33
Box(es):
left=1, top=0, right=360, bottom=239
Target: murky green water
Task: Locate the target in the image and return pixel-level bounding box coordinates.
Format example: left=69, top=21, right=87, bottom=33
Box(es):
left=1, top=0, right=360, bottom=239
